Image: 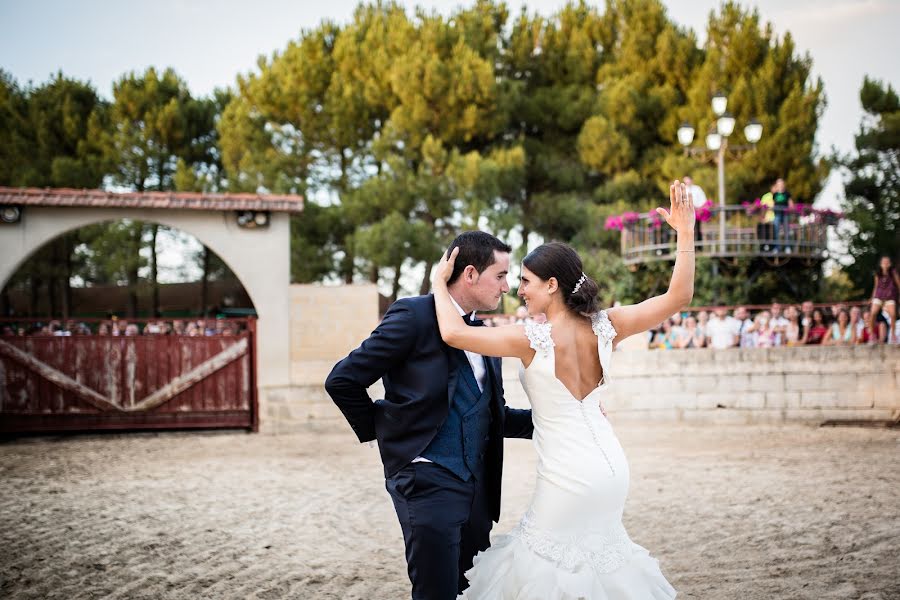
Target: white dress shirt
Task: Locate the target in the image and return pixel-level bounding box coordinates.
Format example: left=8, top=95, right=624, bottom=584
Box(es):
left=448, top=295, right=487, bottom=392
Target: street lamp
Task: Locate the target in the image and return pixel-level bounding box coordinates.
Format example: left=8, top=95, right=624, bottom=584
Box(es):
left=716, top=112, right=736, bottom=137
left=677, top=122, right=695, bottom=147
left=712, top=91, right=728, bottom=116
left=744, top=118, right=763, bottom=144
left=678, top=94, right=763, bottom=255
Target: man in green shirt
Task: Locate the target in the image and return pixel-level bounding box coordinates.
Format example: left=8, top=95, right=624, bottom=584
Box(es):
left=773, top=177, right=794, bottom=252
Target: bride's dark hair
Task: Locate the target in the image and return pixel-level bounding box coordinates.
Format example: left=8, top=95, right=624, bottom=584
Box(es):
left=522, top=242, right=599, bottom=316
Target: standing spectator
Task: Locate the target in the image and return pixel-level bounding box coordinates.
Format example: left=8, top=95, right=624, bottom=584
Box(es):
left=858, top=310, right=888, bottom=344
left=696, top=310, right=709, bottom=343
left=684, top=175, right=707, bottom=246
left=824, top=309, right=854, bottom=345
left=674, top=315, right=703, bottom=349
left=707, top=308, right=738, bottom=349
left=753, top=311, right=776, bottom=347
left=772, top=178, right=794, bottom=252
left=172, top=319, right=186, bottom=336
left=769, top=302, right=790, bottom=346
left=733, top=306, right=755, bottom=348
left=800, top=301, right=815, bottom=339
left=784, top=305, right=806, bottom=345
left=805, top=309, right=829, bottom=345
left=670, top=312, right=685, bottom=341
left=759, top=182, right=777, bottom=250
left=870, top=256, right=899, bottom=344
left=849, top=306, right=864, bottom=340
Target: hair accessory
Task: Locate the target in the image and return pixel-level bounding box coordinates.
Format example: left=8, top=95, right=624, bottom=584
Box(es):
left=572, top=273, right=587, bottom=294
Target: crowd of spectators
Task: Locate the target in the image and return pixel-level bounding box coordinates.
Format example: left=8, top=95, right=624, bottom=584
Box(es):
left=476, top=300, right=898, bottom=349
left=647, top=301, right=897, bottom=349
left=0, top=318, right=245, bottom=338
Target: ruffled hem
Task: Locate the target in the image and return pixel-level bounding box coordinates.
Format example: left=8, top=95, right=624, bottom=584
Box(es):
left=458, top=532, right=676, bottom=600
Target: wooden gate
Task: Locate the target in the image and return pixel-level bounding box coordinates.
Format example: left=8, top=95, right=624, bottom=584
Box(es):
left=0, top=319, right=257, bottom=433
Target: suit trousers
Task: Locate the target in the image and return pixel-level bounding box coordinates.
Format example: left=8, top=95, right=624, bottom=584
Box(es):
left=386, top=461, right=492, bottom=600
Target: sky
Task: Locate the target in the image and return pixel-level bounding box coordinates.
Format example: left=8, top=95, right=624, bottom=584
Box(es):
left=1, top=0, right=898, bottom=283
left=2, top=0, right=898, bottom=207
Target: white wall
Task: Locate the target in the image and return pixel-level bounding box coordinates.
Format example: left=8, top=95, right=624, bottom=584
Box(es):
left=0, top=206, right=292, bottom=402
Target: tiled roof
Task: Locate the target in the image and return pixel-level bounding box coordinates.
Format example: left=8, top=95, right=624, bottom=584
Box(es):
left=0, top=187, right=304, bottom=213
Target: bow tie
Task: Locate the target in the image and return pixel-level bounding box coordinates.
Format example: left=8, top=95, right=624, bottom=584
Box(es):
left=463, top=313, right=481, bottom=326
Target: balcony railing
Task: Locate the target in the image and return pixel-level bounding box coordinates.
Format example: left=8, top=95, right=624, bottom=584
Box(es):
left=619, top=205, right=833, bottom=265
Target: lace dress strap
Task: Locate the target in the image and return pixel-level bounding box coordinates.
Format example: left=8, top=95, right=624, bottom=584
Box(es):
left=524, top=321, right=554, bottom=357
left=591, top=310, right=617, bottom=345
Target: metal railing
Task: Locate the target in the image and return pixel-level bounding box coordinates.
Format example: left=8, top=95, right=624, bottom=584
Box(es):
left=619, top=205, right=832, bottom=265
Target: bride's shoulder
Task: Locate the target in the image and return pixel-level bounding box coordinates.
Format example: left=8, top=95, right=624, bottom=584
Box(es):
left=523, top=321, right=554, bottom=356
left=590, top=310, right=617, bottom=343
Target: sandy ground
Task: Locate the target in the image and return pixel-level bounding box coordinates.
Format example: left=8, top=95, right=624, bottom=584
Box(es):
left=1, top=422, right=899, bottom=600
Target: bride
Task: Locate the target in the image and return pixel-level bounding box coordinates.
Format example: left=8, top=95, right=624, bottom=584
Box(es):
left=431, top=180, right=695, bottom=599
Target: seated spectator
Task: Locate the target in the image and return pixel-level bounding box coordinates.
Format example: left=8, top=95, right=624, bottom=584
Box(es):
left=824, top=309, right=854, bottom=345
left=707, top=308, right=738, bottom=349
left=805, top=309, right=829, bottom=345
left=651, top=318, right=675, bottom=349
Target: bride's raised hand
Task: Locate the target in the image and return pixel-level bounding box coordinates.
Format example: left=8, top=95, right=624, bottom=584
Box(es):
left=432, top=247, right=459, bottom=289
left=655, top=180, right=695, bottom=233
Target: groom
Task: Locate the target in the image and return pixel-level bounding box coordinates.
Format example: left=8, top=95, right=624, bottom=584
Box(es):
left=325, top=231, right=534, bottom=600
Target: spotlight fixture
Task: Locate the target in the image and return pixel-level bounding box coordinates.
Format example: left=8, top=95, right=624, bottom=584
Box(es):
left=0, top=205, right=22, bottom=224
left=236, top=210, right=270, bottom=229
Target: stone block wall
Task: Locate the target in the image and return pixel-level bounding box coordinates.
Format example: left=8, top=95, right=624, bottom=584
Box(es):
left=502, top=345, right=899, bottom=425
left=263, top=288, right=899, bottom=433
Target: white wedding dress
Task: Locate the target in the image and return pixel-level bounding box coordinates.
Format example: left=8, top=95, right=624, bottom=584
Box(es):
left=459, top=311, right=677, bottom=599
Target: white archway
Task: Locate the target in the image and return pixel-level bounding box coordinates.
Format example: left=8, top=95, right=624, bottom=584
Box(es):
left=1, top=197, right=297, bottom=400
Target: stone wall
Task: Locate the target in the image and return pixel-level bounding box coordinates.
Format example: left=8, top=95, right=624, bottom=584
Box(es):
left=260, top=283, right=381, bottom=434
left=503, top=345, right=900, bottom=424
left=263, top=289, right=899, bottom=432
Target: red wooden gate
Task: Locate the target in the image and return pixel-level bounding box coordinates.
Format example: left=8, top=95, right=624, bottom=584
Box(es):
left=0, top=319, right=257, bottom=433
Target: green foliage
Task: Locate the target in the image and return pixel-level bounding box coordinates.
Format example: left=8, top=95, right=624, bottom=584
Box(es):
left=2, top=0, right=846, bottom=306
left=839, top=76, right=900, bottom=296
left=0, top=70, right=106, bottom=188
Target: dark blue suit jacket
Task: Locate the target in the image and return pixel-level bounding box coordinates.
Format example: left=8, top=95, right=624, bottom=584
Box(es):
left=325, top=294, right=533, bottom=521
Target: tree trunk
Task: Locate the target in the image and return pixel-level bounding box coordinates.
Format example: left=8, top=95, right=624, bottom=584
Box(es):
left=369, top=264, right=379, bottom=284
left=1, top=286, right=10, bottom=318
left=127, top=227, right=141, bottom=318
left=201, top=245, right=211, bottom=317
left=390, top=260, right=404, bottom=302
left=63, top=234, right=73, bottom=319
left=419, top=260, right=434, bottom=296
left=29, top=275, right=40, bottom=317
left=150, top=224, right=160, bottom=317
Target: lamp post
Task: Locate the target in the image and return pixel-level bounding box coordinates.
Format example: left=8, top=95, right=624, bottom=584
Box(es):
left=677, top=92, right=763, bottom=255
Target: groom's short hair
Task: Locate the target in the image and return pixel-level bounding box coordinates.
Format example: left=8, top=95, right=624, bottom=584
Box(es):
left=447, top=231, right=512, bottom=285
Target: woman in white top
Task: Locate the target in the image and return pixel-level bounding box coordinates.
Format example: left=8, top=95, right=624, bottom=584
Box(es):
left=432, top=180, right=695, bottom=599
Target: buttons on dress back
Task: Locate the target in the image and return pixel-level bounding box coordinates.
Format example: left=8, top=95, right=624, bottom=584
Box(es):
left=577, top=401, right=616, bottom=476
